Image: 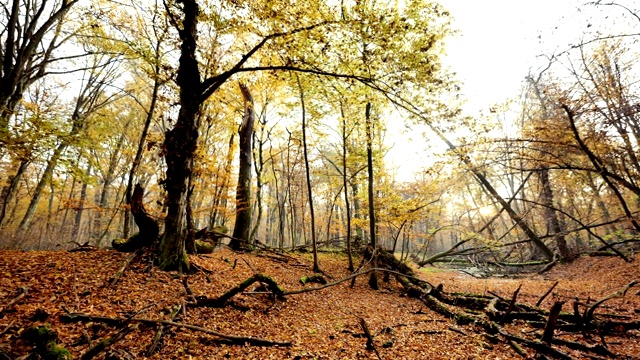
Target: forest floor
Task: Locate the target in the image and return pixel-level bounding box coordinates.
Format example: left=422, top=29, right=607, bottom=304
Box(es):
left=0, top=247, right=638, bottom=359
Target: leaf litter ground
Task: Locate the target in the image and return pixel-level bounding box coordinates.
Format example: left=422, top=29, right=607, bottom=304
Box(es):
left=0, top=248, right=638, bottom=359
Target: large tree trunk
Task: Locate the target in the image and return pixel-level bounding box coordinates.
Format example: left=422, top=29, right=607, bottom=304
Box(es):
left=230, top=83, right=255, bottom=250
left=539, top=166, right=570, bottom=260
left=158, top=0, right=201, bottom=271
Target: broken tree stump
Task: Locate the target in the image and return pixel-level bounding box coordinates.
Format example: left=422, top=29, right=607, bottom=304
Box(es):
left=112, top=184, right=159, bottom=252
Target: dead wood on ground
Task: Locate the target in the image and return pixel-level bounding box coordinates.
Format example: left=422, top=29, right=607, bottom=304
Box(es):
left=60, top=312, right=291, bottom=347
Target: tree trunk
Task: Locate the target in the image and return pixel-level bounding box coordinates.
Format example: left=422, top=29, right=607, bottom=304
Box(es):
left=95, top=128, right=127, bottom=246
left=72, top=163, right=91, bottom=241
left=250, top=114, right=267, bottom=242
left=340, top=102, right=354, bottom=271
left=298, top=79, right=320, bottom=272
left=365, top=103, right=378, bottom=290
left=539, top=166, right=570, bottom=260
left=17, top=142, right=66, bottom=235
left=209, top=134, right=235, bottom=227
left=0, top=158, right=28, bottom=227
left=230, top=83, right=255, bottom=250
left=158, top=0, right=201, bottom=271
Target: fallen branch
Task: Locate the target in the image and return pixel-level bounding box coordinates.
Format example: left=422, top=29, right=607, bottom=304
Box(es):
left=503, top=284, right=522, bottom=322
left=68, top=241, right=97, bottom=252
left=541, top=301, right=564, bottom=345
left=147, top=305, right=181, bottom=356
left=81, top=324, right=138, bottom=360
left=284, top=268, right=432, bottom=296
left=107, top=250, right=140, bottom=287
left=358, top=316, right=382, bottom=360
left=585, top=279, right=639, bottom=324
left=191, top=273, right=283, bottom=307
left=536, top=281, right=559, bottom=307
left=60, top=312, right=291, bottom=347
left=0, top=286, right=28, bottom=316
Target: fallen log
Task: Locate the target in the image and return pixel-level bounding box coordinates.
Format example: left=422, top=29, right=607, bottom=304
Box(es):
left=60, top=312, right=291, bottom=347
left=585, top=279, right=639, bottom=324
left=190, top=273, right=284, bottom=307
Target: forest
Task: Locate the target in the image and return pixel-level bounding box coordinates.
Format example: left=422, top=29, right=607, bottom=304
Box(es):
left=1, top=0, right=640, bottom=359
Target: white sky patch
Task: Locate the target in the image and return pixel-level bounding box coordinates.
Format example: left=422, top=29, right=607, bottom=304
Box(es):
left=439, top=0, right=584, bottom=112
left=386, top=0, right=593, bottom=181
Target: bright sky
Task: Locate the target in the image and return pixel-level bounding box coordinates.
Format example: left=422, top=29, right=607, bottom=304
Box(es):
left=439, top=0, right=585, bottom=112
left=387, top=0, right=608, bottom=180
left=386, top=0, right=592, bottom=180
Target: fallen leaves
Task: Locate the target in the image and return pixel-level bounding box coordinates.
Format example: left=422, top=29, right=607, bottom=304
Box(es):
left=0, top=248, right=638, bottom=359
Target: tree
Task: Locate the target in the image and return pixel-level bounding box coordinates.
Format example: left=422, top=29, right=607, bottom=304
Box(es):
left=16, top=54, right=121, bottom=235
left=297, top=77, right=320, bottom=272
left=0, top=0, right=80, bottom=232
left=0, top=0, right=79, bottom=139
left=156, top=0, right=452, bottom=270
left=230, top=83, right=255, bottom=250
left=365, top=102, right=378, bottom=289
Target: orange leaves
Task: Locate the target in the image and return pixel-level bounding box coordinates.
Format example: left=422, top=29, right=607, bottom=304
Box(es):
left=1, top=249, right=639, bottom=358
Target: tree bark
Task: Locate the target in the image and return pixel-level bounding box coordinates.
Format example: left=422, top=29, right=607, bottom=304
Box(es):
left=0, top=158, right=28, bottom=228
left=539, top=166, right=570, bottom=260
left=72, top=163, right=91, bottom=241
left=159, top=0, right=201, bottom=271
left=17, top=142, right=66, bottom=235
left=298, top=78, right=319, bottom=272
left=230, top=83, right=255, bottom=250
left=365, top=103, right=378, bottom=289
left=124, top=64, right=161, bottom=239
left=340, top=101, right=354, bottom=271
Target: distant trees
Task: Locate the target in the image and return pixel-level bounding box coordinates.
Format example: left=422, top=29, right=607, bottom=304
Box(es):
left=8, top=0, right=640, bottom=271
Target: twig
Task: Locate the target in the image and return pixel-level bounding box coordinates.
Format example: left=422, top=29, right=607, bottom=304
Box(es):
left=0, top=321, right=15, bottom=336
left=182, top=277, right=194, bottom=297
left=536, top=281, right=559, bottom=307
left=0, top=286, right=28, bottom=316
left=81, top=324, right=138, bottom=360
left=73, top=266, right=80, bottom=311
left=358, top=316, right=382, bottom=360
left=147, top=304, right=181, bottom=356
left=108, top=250, right=140, bottom=287
left=501, top=284, right=521, bottom=322
left=241, top=257, right=258, bottom=273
